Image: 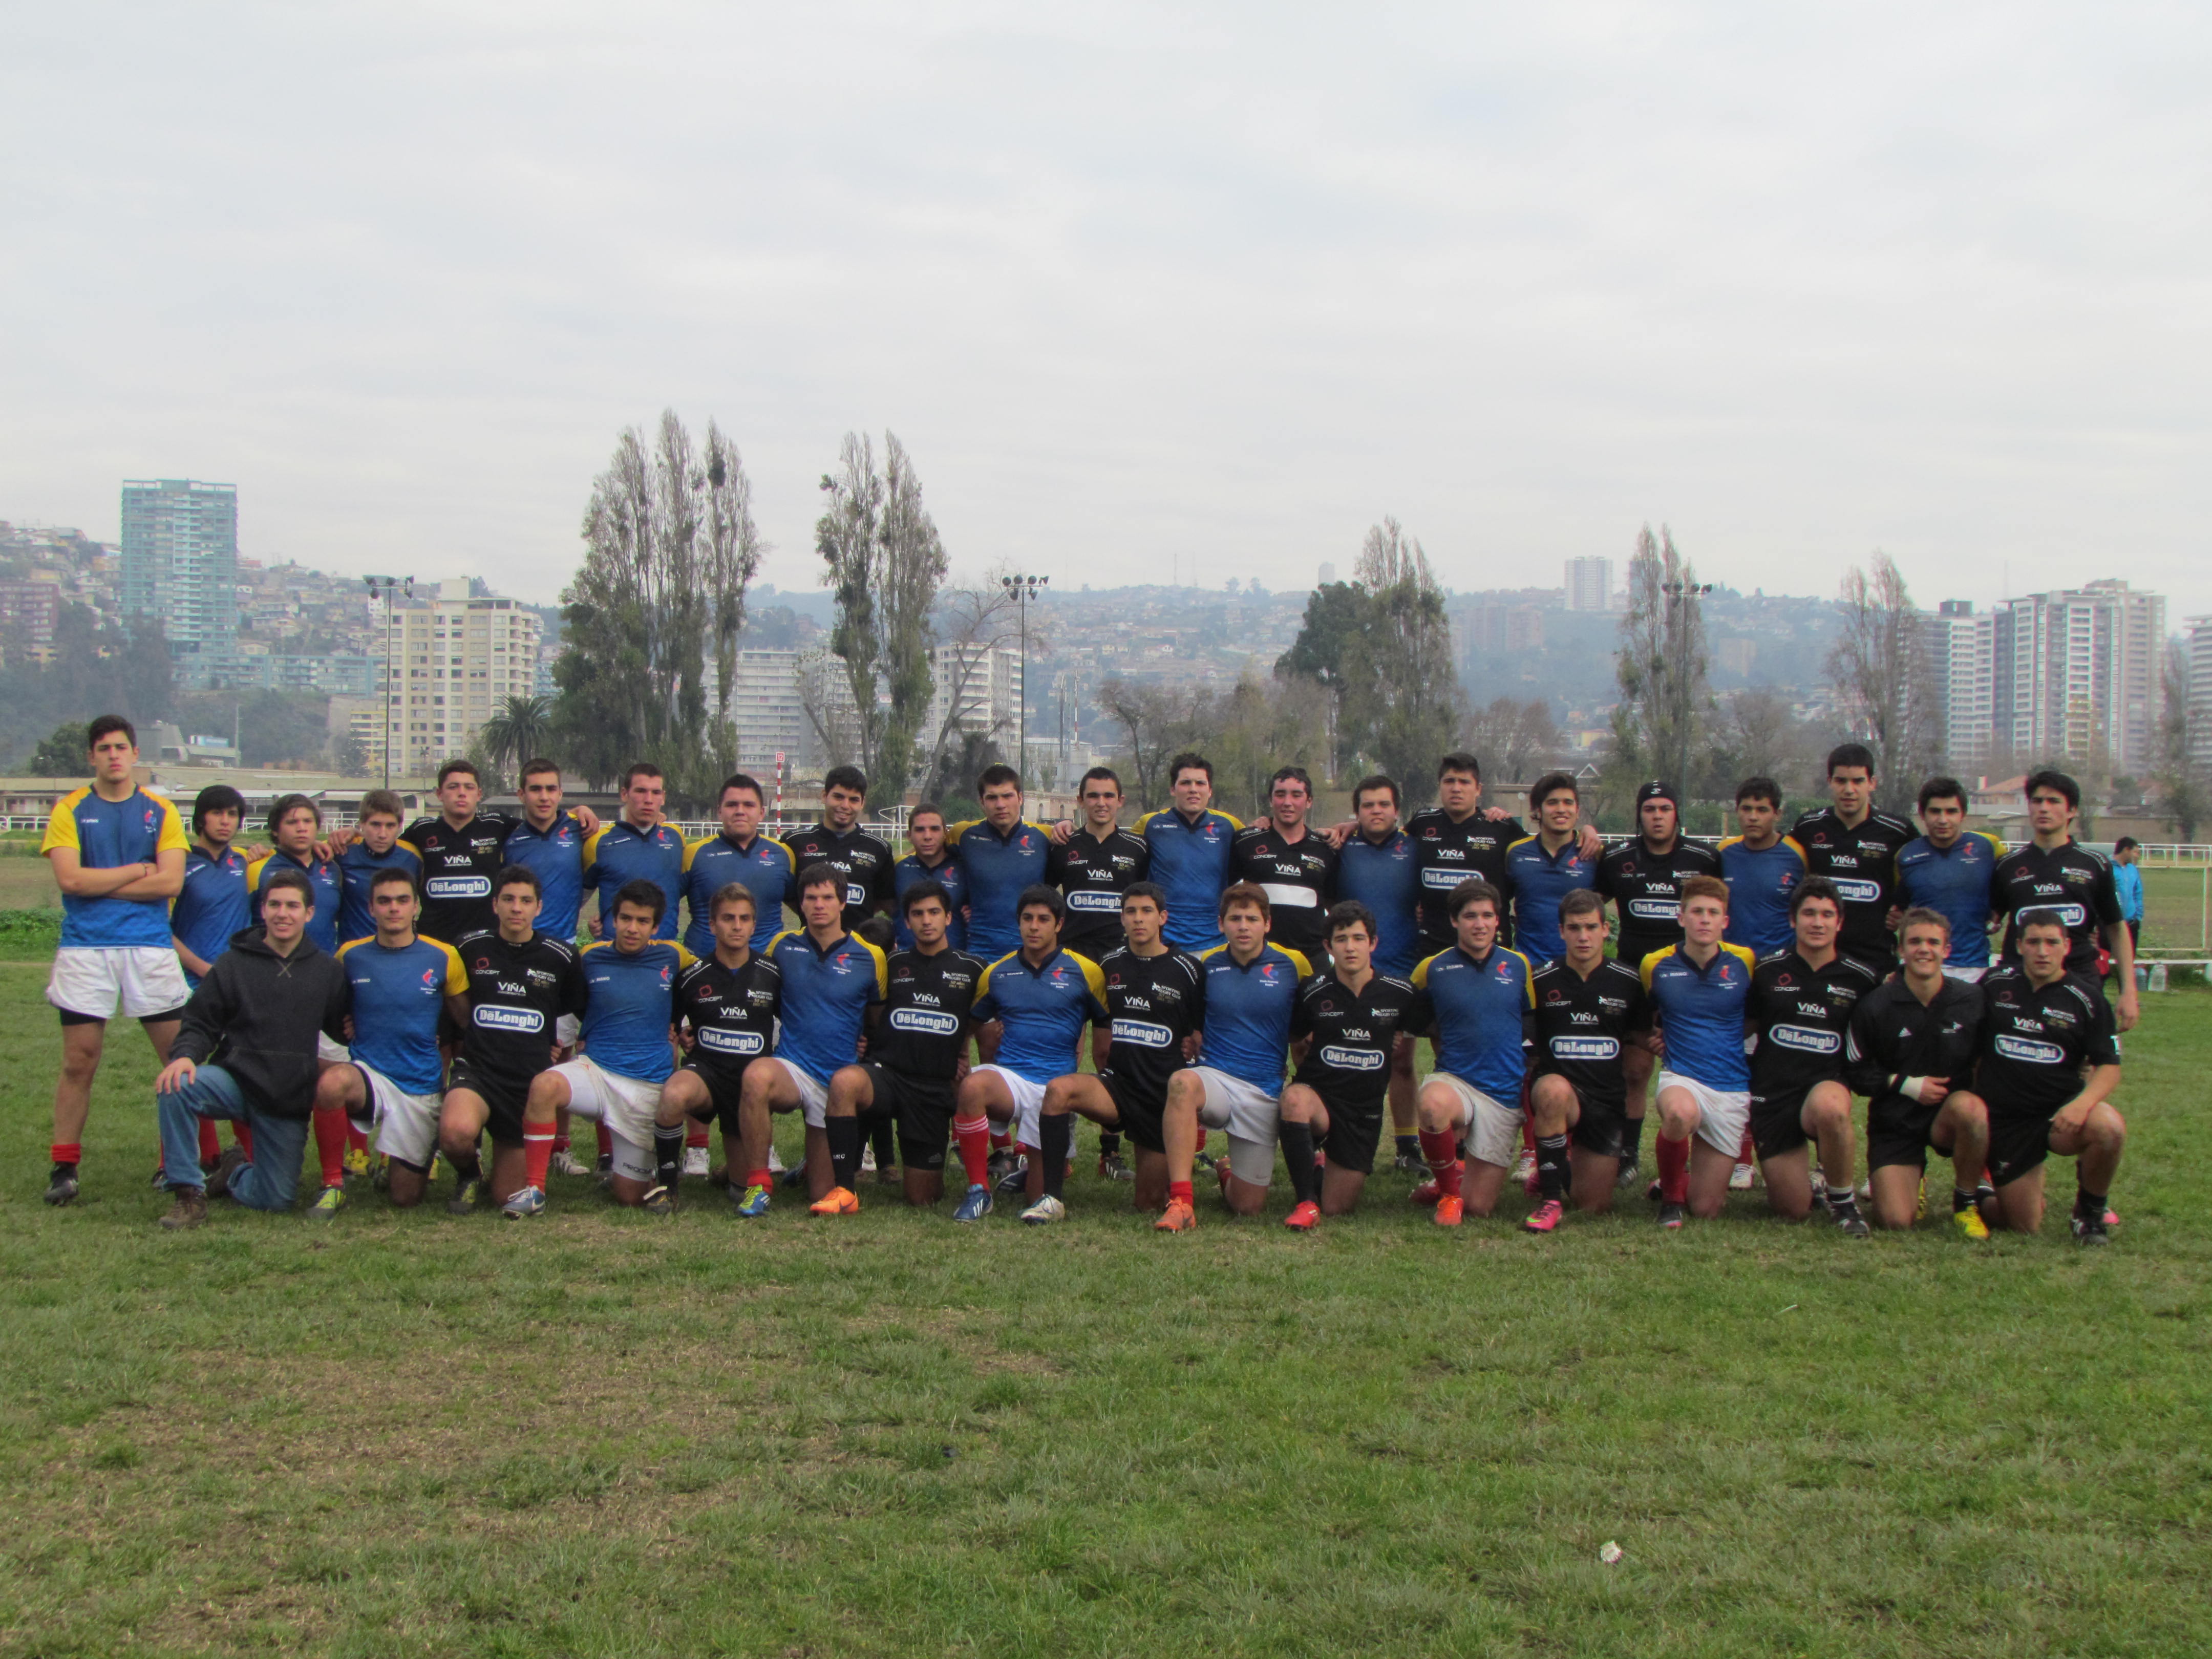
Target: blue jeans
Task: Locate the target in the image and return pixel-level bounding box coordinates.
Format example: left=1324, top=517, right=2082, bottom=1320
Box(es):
left=156, top=1065, right=309, bottom=1212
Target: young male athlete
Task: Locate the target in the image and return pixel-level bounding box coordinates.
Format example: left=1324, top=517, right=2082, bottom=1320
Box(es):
left=1844, top=907, right=1992, bottom=1236
left=1989, top=771, right=2138, bottom=1032
left=312, top=867, right=471, bottom=1215
left=1277, top=901, right=1421, bottom=1228
left=151, top=869, right=351, bottom=1228
left=1407, top=753, right=1528, bottom=956
left=439, top=864, right=587, bottom=1213
left=1501, top=771, right=1600, bottom=969
left=1717, top=776, right=1805, bottom=960
left=893, top=804, right=968, bottom=951
left=41, top=715, right=189, bottom=1204
left=506, top=880, right=696, bottom=1217
left=402, top=759, right=581, bottom=946
left=1052, top=765, right=1150, bottom=976
left=171, top=783, right=250, bottom=991
left=335, top=790, right=423, bottom=945
left=249, top=795, right=345, bottom=955
left=1136, top=753, right=1243, bottom=954
left=2112, top=837, right=2145, bottom=956
left=1157, top=884, right=1309, bottom=1230
left=820, top=880, right=986, bottom=1213
left=1524, top=888, right=1652, bottom=1227
left=683, top=772, right=794, bottom=957
left=584, top=762, right=686, bottom=941
left=949, top=765, right=1056, bottom=962
left=1230, top=765, right=1339, bottom=960
left=731, top=864, right=887, bottom=1214
left=1742, top=878, right=1878, bottom=1235
left=1409, top=880, right=1535, bottom=1226
left=500, top=759, right=590, bottom=947
left=1891, top=776, right=2003, bottom=982
left=655, top=884, right=782, bottom=1208
left=1642, top=875, right=1760, bottom=1227
left=782, top=764, right=896, bottom=935
left=1331, top=774, right=1425, bottom=1167
left=956, top=886, right=1108, bottom=1223
left=1974, top=908, right=2125, bottom=1244
left=1791, top=743, right=1915, bottom=977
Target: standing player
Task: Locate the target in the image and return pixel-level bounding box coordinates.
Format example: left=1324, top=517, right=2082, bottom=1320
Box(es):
left=438, top=865, right=587, bottom=1213
left=1790, top=743, right=1914, bottom=977
left=1642, top=875, right=1759, bottom=1227
left=170, top=782, right=253, bottom=1179
left=583, top=763, right=687, bottom=941
left=1157, top=885, right=1309, bottom=1230
left=505, top=881, right=695, bottom=1217
left=1717, top=777, right=1805, bottom=960
left=404, top=761, right=520, bottom=946
left=683, top=773, right=794, bottom=958
left=1501, top=771, right=1600, bottom=969
left=1525, top=889, right=1652, bottom=1227
left=1974, top=909, right=2125, bottom=1244
left=1053, top=767, right=1149, bottom=972
left=1409, top=880, right=1534, bottom=1226
left=1742, top=878, right=1877, bottom=1235
left=1230, top=766, right=1339, bottom=962
left=1136, top=753, right=1243, bottom=955
left=892, top=805, right=967, bottom=951
left=1989, top=771, right=2138, bottom=1032
left=948, top=765, right=1057, bottom=962
left=1332, top=774, right=1425, bottom=1168
left=249, top=795, right=345, bottom=955
left=2112, top=837, right=2145, bottom=959
left=501, top=759, right=590, bottom=946
left=1407, top=753, right=1527, bottom=956
left=1277, top=901, right=1421, bottom=1228
left=312, top=868, right=471, bottom=1215
left=1844, top=907, right=1992, bottom=1236
left=655, top=884, right=782, bottom=1207
left=40, top=715, right=188, bottom=1205
left=782, top=764, right=896, bottom=935
left=335, top=790, right=424, bottom=946
left=1892, top=777, right=2003, bottom=982
left=1039, top=883, right=1204, bottom=1217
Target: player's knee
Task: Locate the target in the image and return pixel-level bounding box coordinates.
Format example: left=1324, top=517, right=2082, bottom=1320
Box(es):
left=2090, top=1104, right=2126, bottom=1150
left=1164, top=1071, right=1201, bottom=1112
left=1042, top=1077, right=1074, bottom=1113
left=1691, top=1193, right=1726, bottom=1220
left=1808, top=1090, right=1850, bottom=1131
left=1950, top=1090, right=1988, bottom=1131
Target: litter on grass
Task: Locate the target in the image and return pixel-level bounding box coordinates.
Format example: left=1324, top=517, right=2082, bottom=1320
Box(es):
left=1600, top=1541, right=1623, bottom=1565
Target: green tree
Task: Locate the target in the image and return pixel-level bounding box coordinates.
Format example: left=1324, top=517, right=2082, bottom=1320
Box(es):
left=476, top=694, right=555, bottom=779
left=1828, top=551, right=1942, bottom=814
left=1274, top=581, right=1371, bottom=779
left=26, top=722, right=88, bottom=776
left=2152, top=641, right=2205, bottom=843
left=1606, top=525, right=1713, bottom=804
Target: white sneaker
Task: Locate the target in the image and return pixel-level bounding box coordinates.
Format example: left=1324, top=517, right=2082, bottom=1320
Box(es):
left=1729, top=1161, right=1754, bottom=1191
left=1019, top=1195, right=1066, bottom=1225
left=767, top=1144, right=785, bottom=1174
left=684, top=1145, right=710, bottom=1177
left=1857, top=1178, right=1873, bottom=1204
left=1509, top=1149, right=1536, bottom=1185
left=547, top=1149, right=591, bottom=1178
left=859, top=1143, right=878, bottom=1174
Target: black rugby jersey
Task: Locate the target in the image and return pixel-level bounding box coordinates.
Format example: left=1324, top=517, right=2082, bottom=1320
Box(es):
left=1992, top=839, right=2121, bottom=975
left=1230, top=823, right=1339, bottom=958
left=1746, top=949, right=1877, bottom=1100
left=1406, top=805, right=1526, bottom=951
left=1288, top=969, right=1419, bottom=1107
left=1054, top=826, right=1151, bottom=963
left=1594, top=837, right=1722, bottom=968
left=872, top=945, right=986, bottom=1081
left=452, top=927, right=587, bottom=1099
left=1844, top=973, right=1985, bottom=1110
left=1528, top=958, right=1649, bottom=1112
left=781, top=821, right=896, bottom=934
left=1972, top=964, right=2119, bottom=1121
left=403, top=812, right=519, bottom=943
left=1789, top=805, right=1915, bottom=966
left=675, top=951, right=783, bottom=1078
left=1096, top=945, right=1205, bottom=1106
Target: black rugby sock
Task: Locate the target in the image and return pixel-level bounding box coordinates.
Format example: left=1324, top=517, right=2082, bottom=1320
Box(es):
left=653, top=1127, right=684, bottom=1192
left=826, top=1116, right=862, bottom=1191
left=868, top=1115, right=897, bottom=1173
left=1040, top=1113, right=1072, bottom=1199
left=1535, top=1133, right=1570, bottom=1201
left=1625, top=1113, right=1647, bottom=1166
left=1394, top=1133, right=1419, bottom=1160
left=1279, top=1121, right=1320, bottom=1206
left=1098, top=1129, right=1121, bottom=1158
left=2076, top=1187, right=2107, bottom=1219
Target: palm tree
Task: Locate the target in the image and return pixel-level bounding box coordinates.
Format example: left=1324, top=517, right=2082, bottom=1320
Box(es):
left=476, top=694, right=554, bottom=779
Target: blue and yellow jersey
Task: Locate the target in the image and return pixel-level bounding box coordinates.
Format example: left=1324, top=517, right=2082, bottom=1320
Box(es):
left=576, top=937, right=696, bottom=1083
left=1717, top=834, right=1807, bottom=960
left=40, top=784, right=188, bottom=949
left=247, top=848, right=346, bottom=956
left=1193, top=941, right=1310, bottom=1093
left=1894, top=831, right=2003, bottom=968
left=973, top=947, right=1108, bottom=1084
left=1333, top=827, right=1423, bottom=978
left=1412, top=943, right=1534, bottom=1102
left=893, top=853, right=967, bottom=952
left=764, top=927, right=887, bottom=1086
left=1499, top=835, right=1599, bottom=969
left=502, top=812, right=588, bottom=942
left=336, top=839, right=423, bottom=945
left=336, top=933, right=468, bottom=1097
left=947, top=818, right=1057, bottom=961
left=682, top=832, right=793, bottom=958
left=1639, top=942, right=1759, bottom=1092
left=1137, top=806, right=1244, bottom=953
left=582, top=818, right=687, bottom=940
left=171, top=844, right=250, bottom=985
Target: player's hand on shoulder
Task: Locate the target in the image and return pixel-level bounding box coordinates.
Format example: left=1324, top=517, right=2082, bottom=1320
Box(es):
left=1047, top=819, right=1074, bottom=844
left=574, top=805, right=602, bottom=835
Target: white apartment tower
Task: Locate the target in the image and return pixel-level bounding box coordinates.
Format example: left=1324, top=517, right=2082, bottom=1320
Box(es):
left=1564, top=557, right=1613, bottom=613
left=1991, top=579, right=2165, bottom=775
left=380, top=580, right=544, bottom=773
left=1927, top=601, right=1995, bottom=769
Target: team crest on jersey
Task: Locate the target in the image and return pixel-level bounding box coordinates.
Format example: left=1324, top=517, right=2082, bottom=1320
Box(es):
left=1775, top=971, right=1794, bottom=987
left=1718, top=964, right=1734, bottom=981
left=474, top=957, right=491, bottom=972
left=419, top=967, right=439, bottom=993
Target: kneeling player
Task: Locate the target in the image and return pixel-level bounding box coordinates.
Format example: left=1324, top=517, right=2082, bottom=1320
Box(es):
left=1743, top=877, right=1877, bottom=1235
left=1278, top=901, right=1420, bottom=1228
left=1844, top=908, right=1992, bottom=1236
left=657, top=883, right=781, bottom=1208
left=1411, top=880, right=1534, bottom=1226
left=1524, top=888, right=1652, bottom=1227
left=1643, top=875, right=1758, bottom=1226
left=1040, top=882, right=1202, bottom=1216
left=1973, top=908, right=2124, bottom=1244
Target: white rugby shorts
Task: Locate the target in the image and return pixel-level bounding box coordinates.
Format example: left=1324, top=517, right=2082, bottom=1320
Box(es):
left=317, top=1032, right=351, bottom=1064
left=1420, top=1072, right=1523, bottom=1171
left=47, top=946, right=188, bottom=1021
left=1187, top=1066, right=1282, bottom=1186
left=1656, top=1070, right=1750, bottom=1159
left=971, top=1062, right=1050, bottom=1150
left=1940, top=965, right=1988, bottom=985
left=547, top=1056, right=662, bottom=1180
left=756, top=1055, right=831, bottom=1128
left=346, top=1062, right=444, bottom=1172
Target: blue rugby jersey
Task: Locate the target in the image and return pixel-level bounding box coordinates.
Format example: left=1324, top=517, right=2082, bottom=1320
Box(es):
left=1894, top=831, right=2003, bottom=969
left=973, top=948, right=1108, bottom=1084
left=576, top=937, right=696, bottom=1083
left=683, top=831, right=794, bottom=956
left=41, top=784, right=189, bottom=949
left=1411, top=943, right=1534, bottom=1102
left=892, top=852, right=967, bottom=952
left=248, top=848, right=346, bottom=956
left=1718, top=835, right=1807, bottom=960
left=503, top=811, right=588, bottom=942
left=947, top=817, right=1056, bottom=961
left=336, top=933, right=469, bottom=1097
left=336, top=839, right=424, bottom=944
left=764, top=927, right=887, bottom=1086
left=1332, top=827, right=1423, bottom=977
left=1137, top=806, right=1244, bottom=953
left=583, top=818, right=687, bottom=940
left=1192, top=941, right=1310, bottom=1093
left=172, top=844, right=250, bottom=986
left=1639, top=942, right=1759, bottom=1091
left=1499, top=834, right=1599, bottom=968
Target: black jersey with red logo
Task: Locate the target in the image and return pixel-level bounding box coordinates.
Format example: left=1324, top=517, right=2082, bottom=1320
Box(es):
left=1528, top=958, right=1649, bottom=1112
left=1406, top=806, right=1526, bottom=952
left=675, top=951, right=783, bottom=1083
left=1789, top=805, right=1915, bottom=968
left=1054, top=827, right=1151, bottom=963
left=1972, top=964, right=2119, bottom=1121
left=452, top=927, right=587, bottom=1100
left=1288, top=970, right=1420, bottom=1107
left=1992, top=840, right=2122, bottom=975
left=1746, top=949, right=1878, bottom=1100
left=1097, top=946, right=1206, bottom=1107
left=1231, top=824, right=1340, bottom=957
left=781, top=822, right=897, bottom=934
left=873, top=945, right=986, bottom=1081
left=1593, top=837, right=1722, bottom=969
left=403, top=812, right=519, bottom=943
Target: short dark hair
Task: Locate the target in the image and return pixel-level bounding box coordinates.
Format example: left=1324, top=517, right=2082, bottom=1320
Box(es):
left=611, top=878, right=666, bottom=925
left=495, top=863, right=542, bottom=898
left=191, top=783, right=245, bottom=837
left=1790, top=875, right=1844, bottom=920
left=710, top=881, right=758, bottom=920
left=823, top=765, right=868, bottom=799
left=2017, top=906, right=2070, bottom=939
left=2024, top=768, right=2080, bottom=809
left=1917, top=776, right=1967, bottom=813
left=1269, top=765, right=1313, bottom=795
left=1437, top=752, right=1482, bottom=781
left=719, top=773, right=763, bottom=804
left=359, top=788, right=405, bottom=823
left=1528, top=770, right=1579, bottom=808
left=1079, top=766, right=1122, bottom=795
left=1448, top=878, right=1501, bottom=920
left=1558, top=887, right=1606, bottom=924
left=1735, top=776, right=1782, bottom=809
left=1352, top=774, right=1399, bottom=810
left=520, top=757, right=562, bottom=785
left=1825, top=743, right=1875, bottom=778
left=260, top=867, right=314, bottom=909
left=1016, top=883, right=1065, bottom=922
left=856, top=916, right=895, bottom=950
left=1168, top=751, right=1214, bottom=785
left=369, top=866, right=419, bottom=899
left=1218, top=881, right=1270, bottom=920
left=438, top=758, right=480, bottom=786
left=268, top=792, right=323, bottom=833
left=796, top=861, right=843, bottom=901
left=1897, top=905, right=1951, bottom=940
left=1122, top=881, right=1167, bottom=912
left=86, top=714, right=136, bottom=749
left=908, top=802, right=946, bottom=828
left=1325, top=899, right=1377, bottom=941
left=901, top=878, right=951, bottom=917
left=622, top=761, right=663, bottom=790
left=2114, top=836, right=2141, bottom=854
left=977, top=763, right=1022, bottom=794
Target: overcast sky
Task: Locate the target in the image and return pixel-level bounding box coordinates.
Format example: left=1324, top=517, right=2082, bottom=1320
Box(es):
left=5, top=4, right=2209, bottom=616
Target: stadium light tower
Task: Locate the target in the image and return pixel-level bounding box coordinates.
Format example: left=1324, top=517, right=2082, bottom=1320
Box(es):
left=364, top=575, right=413, bottom=791
left=1002, top=573, right=1048, bottom=783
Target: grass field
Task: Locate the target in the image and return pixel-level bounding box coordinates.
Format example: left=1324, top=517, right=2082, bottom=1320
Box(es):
left=2, top=959, right=2209, bottom=1657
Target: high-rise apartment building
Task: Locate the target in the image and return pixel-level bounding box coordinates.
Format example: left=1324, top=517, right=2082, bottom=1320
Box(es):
left=1564, top=557, right=1613, bottom=613
left=925, top=641, right=1023, bottom=751
left=378, top=579, right=543, bottom=774
left=1926, top=600, right=1996, bottom=770
left=1991, top=580, right=2164, bottom=774
left=120, top=479, right=238, bottom=679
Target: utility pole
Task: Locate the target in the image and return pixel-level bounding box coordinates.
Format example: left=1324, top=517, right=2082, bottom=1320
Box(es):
left=364, top=575, right=413, bottom=791
left=1001, top=573, right=1048, bottom=784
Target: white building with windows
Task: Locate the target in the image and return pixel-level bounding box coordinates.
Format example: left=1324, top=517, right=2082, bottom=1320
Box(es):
left=377, top=579, right=543, bottom=773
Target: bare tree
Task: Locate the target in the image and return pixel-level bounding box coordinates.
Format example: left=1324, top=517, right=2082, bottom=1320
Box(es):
left=1097, top=678, right=1200, bottom=811
left=1699, top=686, right=1823, bottom=801
left=2152, top=640, right=2206, bottom=842
left=1460, top=697, right=1558, bottom=788
left=1828, top=551, right=1943, bottom=813
left=1608, top=524, right=1713, bottom=799
left=1350, top=517, right=1463, bottom=804
left=795, top=646, right=859, bottom=770
left=916, top=569, right=1029, bottom=793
